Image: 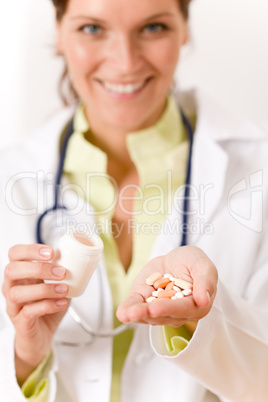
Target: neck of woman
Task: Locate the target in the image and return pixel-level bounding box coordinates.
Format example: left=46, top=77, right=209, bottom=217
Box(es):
left=83, top=98, right=167, bottom=172
left=84, top=122, right=137, bottom=185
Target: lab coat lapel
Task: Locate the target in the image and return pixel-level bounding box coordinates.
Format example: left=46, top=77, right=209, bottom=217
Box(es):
left=188, top=124, right=229, bottom=245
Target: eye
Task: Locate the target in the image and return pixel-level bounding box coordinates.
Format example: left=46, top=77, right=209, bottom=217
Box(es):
left=144, top=23, right=167, bottom=33
left=80, top=24, right=102, bottom=35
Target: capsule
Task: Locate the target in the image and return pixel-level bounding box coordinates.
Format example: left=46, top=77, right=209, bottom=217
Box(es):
left=165, top=281, right=175, bottom=291
left=158, top=290, right=176, bottom=299
left=153, top=277, right=171, bottom=290
left=174, top=278, right=193, bottom=290
left=145, top=272, right=162, bottom=286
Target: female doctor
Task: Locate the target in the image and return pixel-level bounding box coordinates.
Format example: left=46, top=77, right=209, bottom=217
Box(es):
left=0, top=0, right=268, bottom=401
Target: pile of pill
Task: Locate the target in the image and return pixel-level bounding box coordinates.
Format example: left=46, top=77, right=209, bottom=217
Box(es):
left=145, top=272, right=193, bottom=303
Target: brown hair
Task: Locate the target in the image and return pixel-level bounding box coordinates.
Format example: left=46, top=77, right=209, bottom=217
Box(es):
left=52, top=0, right=192, bottom=104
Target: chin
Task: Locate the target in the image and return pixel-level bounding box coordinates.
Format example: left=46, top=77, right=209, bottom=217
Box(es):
left=109, top=115, right=153, bottom=132
left=108, top=119, right=141, bottom=132
left=110, top=102, right=164, bottom=130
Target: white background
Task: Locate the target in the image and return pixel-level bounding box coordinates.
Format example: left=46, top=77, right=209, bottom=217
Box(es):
left=0, top=0, right=267, bottom=149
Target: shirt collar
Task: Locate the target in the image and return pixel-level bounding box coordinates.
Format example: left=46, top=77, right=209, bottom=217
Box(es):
left=64, top=103, right=107, bottom=174
left=126, top=96, right=185, bottom=162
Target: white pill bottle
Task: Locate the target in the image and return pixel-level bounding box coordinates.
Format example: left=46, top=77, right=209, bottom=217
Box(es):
left=54, top=230, right=104, bottom=298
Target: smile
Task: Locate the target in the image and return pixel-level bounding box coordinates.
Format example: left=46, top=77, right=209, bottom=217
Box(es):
left=100, top=79, right=150, bottom=95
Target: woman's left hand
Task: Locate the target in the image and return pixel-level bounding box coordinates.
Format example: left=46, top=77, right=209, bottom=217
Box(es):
left=116, top=246, right=218, bottom=328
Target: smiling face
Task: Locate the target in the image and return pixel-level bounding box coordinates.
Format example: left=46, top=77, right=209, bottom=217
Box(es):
left=57, top=0, right=188, bottom=133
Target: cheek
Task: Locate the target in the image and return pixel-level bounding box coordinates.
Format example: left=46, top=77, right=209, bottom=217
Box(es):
left=64, top=39, right=96, bottom=78
left=147, top=40, right=180, bottom=78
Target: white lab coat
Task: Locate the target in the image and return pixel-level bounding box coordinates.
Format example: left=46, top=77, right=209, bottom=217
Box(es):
left=0, top=91, right=268, bottom=402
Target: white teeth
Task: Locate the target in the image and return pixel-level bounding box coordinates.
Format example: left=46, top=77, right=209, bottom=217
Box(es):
left=103, top=81, right=145, bottom=94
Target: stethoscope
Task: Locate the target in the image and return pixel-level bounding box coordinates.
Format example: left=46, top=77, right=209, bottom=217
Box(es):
left=36, top=107, right=193, bottom=346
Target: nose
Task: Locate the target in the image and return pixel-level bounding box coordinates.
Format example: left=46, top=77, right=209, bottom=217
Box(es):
left=108, top=34, right=143, bottom=74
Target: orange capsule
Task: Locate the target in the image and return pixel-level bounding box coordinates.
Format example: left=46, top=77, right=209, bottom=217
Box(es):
left=165, top=281, right=175, bottom=291
left=145, top=272, right=162, bottom=286
left=158, top=290, right=176, bottom=299
left=153, top=278, right=171, bottom=290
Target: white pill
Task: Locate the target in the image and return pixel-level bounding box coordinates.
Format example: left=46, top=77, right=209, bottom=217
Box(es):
left=152, top=291, right=159, bottom=297
left=157, top=288, right=164, bottom=292
left=171, top=296, right=177, bottom=300
left=146, top=296, right=156, bottom=303
left=175, top=292, right=184, bottom=299
left=164, top=274, right=173, bottom=279
left=182, top=289, right=192, bottom=296
left=170, top=277, right=177, bottom=282
left=173, top=286, right=181, bottom=292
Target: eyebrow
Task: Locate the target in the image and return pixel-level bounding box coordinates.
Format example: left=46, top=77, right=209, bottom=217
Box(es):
left=70, top=12, right=175, bottom=23
left=144, top=12, right=175, bottom=21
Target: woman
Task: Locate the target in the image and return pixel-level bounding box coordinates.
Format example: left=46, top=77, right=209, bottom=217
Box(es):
left=0, top=0, right=268, bottom=401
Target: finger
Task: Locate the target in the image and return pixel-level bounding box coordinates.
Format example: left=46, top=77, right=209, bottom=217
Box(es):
left=118, top=298, right=189, bottom=326
left=118, top=295, right=190, bottom=324
left=18, top=298, right=69, bottom=321
left=116, top=293, right=147, bottom=323
left=192, top=261, right=218, bottom=308
left=6, top=283, right=69, bottom=317
left=166, top=247, right=218, bottom=308
left=144, top=317, right=187, bottom=327
left=2, top=278, right=42, bottom=302
left=147, top=297, right=196, bottom=319
left=192, top=279, right=212, bottom=308
left=4, top=261, right=66, bottom=283
left=8, top=244, right=54, bottom=262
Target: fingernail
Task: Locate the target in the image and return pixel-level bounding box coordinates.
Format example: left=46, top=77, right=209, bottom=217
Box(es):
left=39, top=248, right=52, bottom=258
left=55, top=284, right=68, bottom=294
left=52, top=266, right=65, bottom=277
left=56, top=299, right=68, bottom=307
left=206, top=291, right=211, bottom=302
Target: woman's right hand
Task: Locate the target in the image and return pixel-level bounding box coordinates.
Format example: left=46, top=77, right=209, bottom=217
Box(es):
left=1, top=244, right=70, bottom=385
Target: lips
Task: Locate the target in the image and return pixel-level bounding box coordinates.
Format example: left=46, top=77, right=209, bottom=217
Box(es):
left=99, top=78, right=150, bottom=95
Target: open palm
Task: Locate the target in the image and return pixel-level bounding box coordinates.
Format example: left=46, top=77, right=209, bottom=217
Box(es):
left=117, top=246, right=218, bottom=328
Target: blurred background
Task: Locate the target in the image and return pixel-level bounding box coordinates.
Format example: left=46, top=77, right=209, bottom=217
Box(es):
left=0, top=0, right=267, bottom=149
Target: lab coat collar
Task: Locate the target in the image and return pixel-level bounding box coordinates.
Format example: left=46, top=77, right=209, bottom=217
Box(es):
left=188, top=88, right=267, bottom=240
left=189, top=122, right=229, bottom=245
left=176, top=88, right=267, bottom=142
left=174, top=89, right=229, bottom=242
left=195, top=89, right=267, bottom=142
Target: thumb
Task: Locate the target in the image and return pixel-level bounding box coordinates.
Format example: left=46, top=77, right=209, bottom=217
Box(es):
left=192, top=274, right=216, bottom=308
